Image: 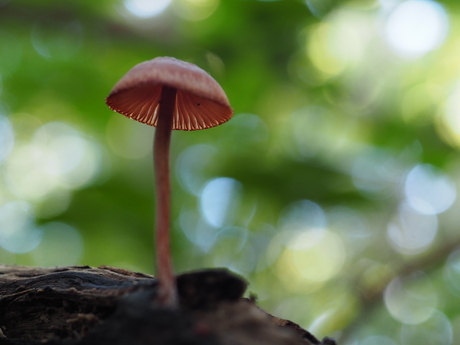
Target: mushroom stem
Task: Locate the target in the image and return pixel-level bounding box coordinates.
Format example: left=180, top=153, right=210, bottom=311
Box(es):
left=154, top=85, right=178, bottom=307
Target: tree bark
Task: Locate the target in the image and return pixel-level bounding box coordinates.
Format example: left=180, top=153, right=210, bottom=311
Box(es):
left=0, top=265, right=335, bottom=345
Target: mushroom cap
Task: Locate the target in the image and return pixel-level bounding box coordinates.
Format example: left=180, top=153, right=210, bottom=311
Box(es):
left=106, top=57, right=233, bottom=131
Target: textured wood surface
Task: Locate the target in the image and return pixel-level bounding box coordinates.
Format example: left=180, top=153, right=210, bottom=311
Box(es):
left=0, top=265, right=335, bottom=345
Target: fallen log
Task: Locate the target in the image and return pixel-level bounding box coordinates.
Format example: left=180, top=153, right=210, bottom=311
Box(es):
left=0, top=265, right=336, bottom=345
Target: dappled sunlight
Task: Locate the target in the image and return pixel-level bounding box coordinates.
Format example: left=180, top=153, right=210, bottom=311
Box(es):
left=401, top=83, right=440, bottom=125
left=5, top=122, right=101, bottom=201
left=384, top=272, right=438, bottom=325
left=351, top=147, right=404, bottom=199
left=0, top=113, right=102, bottom=261
left=278, top=200, right=326, bottom=247
left=440, top=81, right=460, bottom=147
left=404, top=164, right=456, bottom=215
left=179, top=207, right=218, bottom=252
left=387, top=202, right=438, bottom=255
left=399, top=310, right=452, bottom=344
left=176, top=144, right=217, bottom=196
left=384, top=0, right=448, bottom=59
left=123, top=0, right=172, bottom=18
left=6, top=143, right=57, bottom=201
left=282, top=106, right=339, bottom=160
left=173, top=0, right=220, bottom=21
left=121, top=0, right=220, bottom=21
left=211, top=226, right=256, bottom=275
left=360, top=335, right=397, bottom=345
left=200, top=177, right=242, bottom=228
left=281, top=106, right=363, bottom=164
left=304, top=0, right=336, bottom=17
left=306, top=8, right=373, bottom=81
left=0, top=201, right=41, bottom=254
left=307, top=23, right=345, bottom=79
left=308, top=291, right=359, bottom=339
left=218, top=113, right=269, bottom=150
left=276, top=229, right=346, bottom=293
left=0, top=114, right=14, bottom=164
left=328, top=207, right=370, bottom=254
left=3, top=0, right=460, bottom=342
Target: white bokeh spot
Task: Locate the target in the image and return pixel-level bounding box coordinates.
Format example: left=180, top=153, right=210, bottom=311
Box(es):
left=385, top=0, right=448, bottom=58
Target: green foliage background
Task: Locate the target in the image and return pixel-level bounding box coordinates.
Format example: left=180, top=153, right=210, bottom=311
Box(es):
left=1, top=0, right=460, bottom=344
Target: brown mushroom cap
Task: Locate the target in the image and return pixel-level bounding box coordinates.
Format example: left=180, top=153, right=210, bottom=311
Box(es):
left=106, top=57, right=233, bottom=131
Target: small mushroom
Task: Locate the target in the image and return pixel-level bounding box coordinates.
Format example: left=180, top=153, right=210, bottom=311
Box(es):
left=106, top=57, right=233, bottom=307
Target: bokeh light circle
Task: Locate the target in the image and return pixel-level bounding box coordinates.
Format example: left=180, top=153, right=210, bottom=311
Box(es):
left=384, top=272, right=437, bottom=324
left=400, top=310, right=452, bottom=345
left=387, top=202, right=438, bottom=255
left=176, top=144, right=217, bottom=196
left=278, top=199, right=327, bottom=248
left=384, top=0, right=449, bottom=58
left=123, top=0, right=171, bottom=18
left=200, top=177, right=242, bottom=228
left=0, top=114, right=14, bottom=164
left=5, top=122, right=101, bottom=202
left=404, top=164, right=456, bottom=215
left=360, top=335, right=397, bottom=345
left=0, top=201, right=41, bottom=253
left=277, top=230, right=346, bottom=293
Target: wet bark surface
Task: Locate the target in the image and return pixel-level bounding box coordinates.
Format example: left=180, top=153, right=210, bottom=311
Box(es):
left=0, top=265, right=336, bottom=345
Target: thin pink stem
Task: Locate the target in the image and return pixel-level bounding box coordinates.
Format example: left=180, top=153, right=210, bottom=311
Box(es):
left=154, top=85, right=177, bottom=307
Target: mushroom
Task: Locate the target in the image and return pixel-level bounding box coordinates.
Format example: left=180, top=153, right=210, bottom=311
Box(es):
left=106, top=57, right=233, bottom=307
